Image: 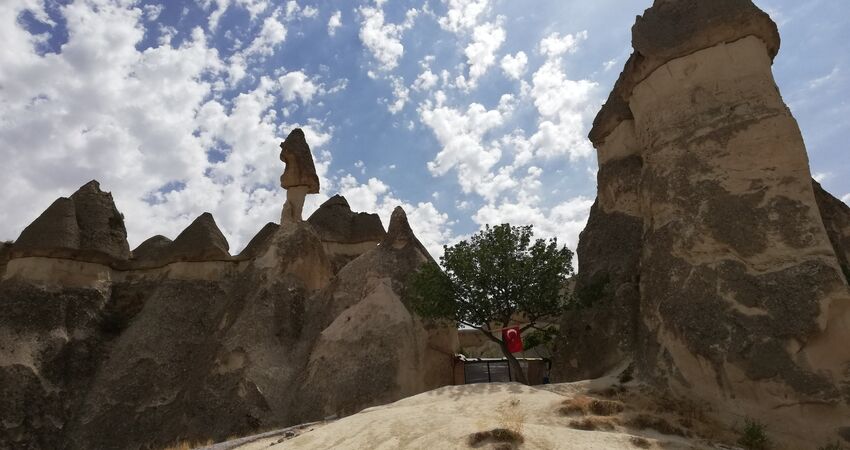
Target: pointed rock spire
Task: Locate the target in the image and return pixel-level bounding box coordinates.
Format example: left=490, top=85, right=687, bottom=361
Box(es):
left=15, top=197, right=81, bottom=252
left=237, top=222, right=279, bottom=259
left=307, top=195, right=386, bottom=243
left=132, top=235, right=173, bottom=263
left=381, top=206, right=432, bottom=260
left=70, top=180, right=130, bottom=259
left=167, top=212, right=230, bottom=261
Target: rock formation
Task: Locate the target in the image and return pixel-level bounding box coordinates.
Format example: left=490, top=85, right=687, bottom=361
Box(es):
left=0, top=134, right=455, bottom=449
left=292, top=207, right=456, bottom=419
left=307, top=195, right=386, bottom=271
left=280, top=128, right=320, bottom=224
left=12, top=181, right=130, bottom=262
left=553, top=0, right=850, bottom=446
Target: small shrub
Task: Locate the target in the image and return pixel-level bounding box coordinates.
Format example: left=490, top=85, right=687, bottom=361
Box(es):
left=568, top=417, right=615, bottom=431
left=589, top=399, right=625, bottom=416
left=818, top=442, right=845, bottom=450
left=629, top=436, right=652, bottom=448
left=558, top=395, right=624, bottom=417
left=626, top=414, right=686, bottom=437
left=737, top=418, right=770, bottom=450
left=467, top=428, right=524, bottom=447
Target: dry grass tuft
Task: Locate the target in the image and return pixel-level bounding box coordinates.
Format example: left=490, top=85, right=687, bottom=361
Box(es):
left=625, top=414, right=687, bottom=437
left=629, top=436, right=652, bottom=448
left=589, top=384, right=628, bottom=399
left=467, top=428, right=525, bottom=448
left=160, top=439, right=213, bottom=450
left=568, top=417, right=617, bottom=432
left=558, top=395, right=625, bottom=417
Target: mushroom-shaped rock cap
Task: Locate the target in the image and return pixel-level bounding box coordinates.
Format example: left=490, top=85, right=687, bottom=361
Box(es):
left=307, top=195, right=386, bottom=243
left=381, top=206, right=433, bottom=260
left=167, top=212, right=230, bottom=261
left=280, top=128, right=320, bottom=194
left=589, top=0, right=780, bottom=145
left=237, top=222, right=279, bottom=259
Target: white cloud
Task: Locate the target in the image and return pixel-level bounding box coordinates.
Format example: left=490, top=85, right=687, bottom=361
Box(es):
left=243, top=15, right=287, bottom=57
left=473, top=196, right=593, bottom=251
left=328, top=10, right=342, bottom=36
left=438, top=0, right=490, bottom=34
left=500, top=51, right=527, bottom=80
left=526, top=31, right=597, bottom=160
left=413, top=68, right=439, bottom=91
left=419, top=95, right=519, bottom=201
left=358, top=5, right=418, bottom=72
left=201, top=0, right=271, bottom=31
left=277, top=71, right=320, bottom=103
left=603, top=58, right=618, bottom=72
left=284, top=0, right=318, bottom=21
left=385, top=76, right=410, bottom=114
left=539, top=31, right=587, bottom=58
left=842, top=194, right=850, bottom=205
left=463, top=21, right=505, bottom=88
left=813, top=172, right=831, bottom=183
left=809, top=67, right=840, bottom=90
left=0, top=0, right=342, bottom=253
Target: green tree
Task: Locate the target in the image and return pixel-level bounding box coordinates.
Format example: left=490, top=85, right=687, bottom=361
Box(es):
left=406, top=224, right=574, bottom=384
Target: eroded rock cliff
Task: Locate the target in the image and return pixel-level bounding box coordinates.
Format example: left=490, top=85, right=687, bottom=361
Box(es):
left=0, top=179, right=454, bottom=448
left=554, top=0, right=850, bottom=446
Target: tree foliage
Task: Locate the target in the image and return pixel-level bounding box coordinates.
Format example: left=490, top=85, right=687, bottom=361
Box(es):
left=406, top=224, right=574, bottom=382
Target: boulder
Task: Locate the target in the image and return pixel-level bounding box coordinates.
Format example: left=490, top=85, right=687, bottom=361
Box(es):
left=307, top=195, right=386, bottom=271
left=553, top=1, right=850, bottom=447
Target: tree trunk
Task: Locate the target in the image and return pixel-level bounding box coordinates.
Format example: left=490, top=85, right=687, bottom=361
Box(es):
left=499, top=340, right=528, bottom=385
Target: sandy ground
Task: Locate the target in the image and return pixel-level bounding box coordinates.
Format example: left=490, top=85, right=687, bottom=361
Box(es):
left=224, top=377, right=730, bottom=450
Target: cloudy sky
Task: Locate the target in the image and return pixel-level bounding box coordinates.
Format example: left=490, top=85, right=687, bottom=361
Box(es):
left=1, top=0, right=848, bottom=258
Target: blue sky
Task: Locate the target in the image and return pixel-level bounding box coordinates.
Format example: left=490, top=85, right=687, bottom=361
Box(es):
left=0, top=0, right=847, bottom=258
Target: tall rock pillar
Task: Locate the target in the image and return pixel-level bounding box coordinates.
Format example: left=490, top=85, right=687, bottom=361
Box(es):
left=554, top=0, right=850, bottom=445
left=280, top=128, right=320, bottom=224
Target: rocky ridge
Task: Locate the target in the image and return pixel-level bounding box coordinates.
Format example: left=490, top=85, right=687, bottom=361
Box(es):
left=0, top=180, right=455, bottom=447
left=554, top=0, right=850, bottom=447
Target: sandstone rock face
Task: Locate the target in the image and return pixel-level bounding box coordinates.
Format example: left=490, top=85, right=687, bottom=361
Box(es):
left=291, top=207, right=457, bottom=420
left=236, top=222, right=278, bottom=260
left=13, top=181, right=130, bottom=262
left=307, top=195, right=386, bottom=272
left=554, top=1, right=850, bottom=446
left=0, top=182, right=453, bottom=448
left=166, top=212, right=231, bottom=262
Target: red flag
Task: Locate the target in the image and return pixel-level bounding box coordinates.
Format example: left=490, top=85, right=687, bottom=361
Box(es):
left=502, top=326, right=523, bottom=353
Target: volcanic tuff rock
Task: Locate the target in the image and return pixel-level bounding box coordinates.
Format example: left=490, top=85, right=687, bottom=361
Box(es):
left=554, top=0, right=850, bottom=447
left=292, top=206, right=456, bottom=419
left=307, top=195, right=386, bottom=272
left=12, top=181, right=130, bottom=262
left=280, top=128, right=320, bottom=224
left=0, top=176, right=454, bottom=449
